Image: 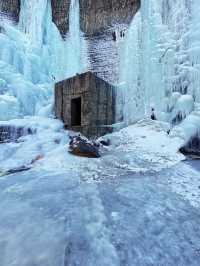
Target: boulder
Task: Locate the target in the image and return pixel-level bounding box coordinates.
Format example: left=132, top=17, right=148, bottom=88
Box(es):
left=179, top=135, right=200, bottom=159
left=99, top=139, right=111, bottom=146
left=69, top=135, right=100, bottom=158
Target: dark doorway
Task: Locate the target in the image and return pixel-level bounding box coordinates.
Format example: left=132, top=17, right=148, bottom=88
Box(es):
left=71, top=97, right=82, bottom=126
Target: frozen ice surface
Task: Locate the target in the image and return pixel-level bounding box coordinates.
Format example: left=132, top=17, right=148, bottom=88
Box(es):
left=0, top=117, right=200, bottom=265
left=0, top=159, right=200, bottom=265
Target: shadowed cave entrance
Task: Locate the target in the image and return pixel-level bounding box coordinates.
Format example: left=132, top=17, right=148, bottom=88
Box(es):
left=71, top=97, right=82, bottom=126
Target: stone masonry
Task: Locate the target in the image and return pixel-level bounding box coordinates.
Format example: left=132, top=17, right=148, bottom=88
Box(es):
left=55, top=72, right=116, bottom=137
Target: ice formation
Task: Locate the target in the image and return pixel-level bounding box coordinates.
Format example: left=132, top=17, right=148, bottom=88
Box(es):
left=119, top=0, right=200, bottom=138
left=0, top=0, right=87, bottom=120
left=0, top=0, right=199, bottom=150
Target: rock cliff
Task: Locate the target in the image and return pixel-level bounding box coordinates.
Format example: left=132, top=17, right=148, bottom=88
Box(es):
left=0, top=0, right=20, bottom=22
left=0, top=0, right=140, bottom=83
left=80, top=0, right=140, bottom=35
left=51, top=0, right=140, bottom=36
left=51, top=0, right=70, bottom=37
left=0, top=0, right=140, bottom=36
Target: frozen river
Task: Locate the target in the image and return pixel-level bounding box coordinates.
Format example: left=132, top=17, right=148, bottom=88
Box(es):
left=0, top=160, right=200, bottom=266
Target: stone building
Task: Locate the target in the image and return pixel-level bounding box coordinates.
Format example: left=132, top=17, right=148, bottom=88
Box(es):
left=55, top=72, right=116, bottom=137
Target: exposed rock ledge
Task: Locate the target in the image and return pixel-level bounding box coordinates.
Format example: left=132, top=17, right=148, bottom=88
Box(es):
left=0, top=0, right=140, bottom=36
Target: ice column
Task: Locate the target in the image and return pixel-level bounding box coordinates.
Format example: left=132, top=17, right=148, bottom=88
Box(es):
left=118, top=0, right=198, bottom=125
left=65, top=0, right=88, bottom=77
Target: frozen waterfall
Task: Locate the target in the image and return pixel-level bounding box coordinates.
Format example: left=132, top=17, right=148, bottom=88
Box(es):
left=0, top=0, right=87, bottom=120
left=65, top=0, right=88, bottom=77
left=119, top=0, right=200, bottom=129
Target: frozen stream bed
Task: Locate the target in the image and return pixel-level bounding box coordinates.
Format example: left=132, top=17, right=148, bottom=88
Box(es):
left=0, top=161, right=200, bottom=266
left=0, top=119, right=200, bottom=266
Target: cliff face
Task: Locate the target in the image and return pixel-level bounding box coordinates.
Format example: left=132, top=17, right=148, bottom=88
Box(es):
left=0, top=0, right=20, bottom=22
left=51, top=0, right=70, bottom=37
left=0, top=0, right=140, bottom=35
left=80, top=0, right=140, bottom=35
left=51, top=0, right=140, bottom=36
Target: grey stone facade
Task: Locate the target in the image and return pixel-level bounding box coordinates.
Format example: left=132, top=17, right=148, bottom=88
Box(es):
left=55, top=72, right=116, bottom=137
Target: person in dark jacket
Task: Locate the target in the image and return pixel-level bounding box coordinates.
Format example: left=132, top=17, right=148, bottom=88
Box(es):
left=151, top=108, right=156, bottom=120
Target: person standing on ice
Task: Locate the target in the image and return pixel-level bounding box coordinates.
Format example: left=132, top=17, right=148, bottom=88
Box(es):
left=151, top=107, right=156, bottom=120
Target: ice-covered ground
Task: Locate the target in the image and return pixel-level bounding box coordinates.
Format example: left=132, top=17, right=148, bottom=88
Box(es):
left=1, top=118, right=200, bottom=265
left=0, top=118, right=184, bottom=176
left=0, top=146, right=200, bottom=265
left=1, top=117, right=199, bottom=207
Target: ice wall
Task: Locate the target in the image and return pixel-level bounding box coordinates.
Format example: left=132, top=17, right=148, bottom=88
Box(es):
left=0, top=0, right=87, bottom=121
left=188, top=0, right=200, bottom=103
left=65, top=0, right=88, bottom=77
left=119, top=0, right=200, bottom=126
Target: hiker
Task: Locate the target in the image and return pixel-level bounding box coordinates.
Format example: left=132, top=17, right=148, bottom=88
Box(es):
left=151, top=108, right=156, bottom=120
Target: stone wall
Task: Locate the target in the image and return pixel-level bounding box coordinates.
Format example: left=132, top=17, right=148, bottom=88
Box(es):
left=55, top=72, right=116, bottom=137
left=0, top=0, right=20, bottom=22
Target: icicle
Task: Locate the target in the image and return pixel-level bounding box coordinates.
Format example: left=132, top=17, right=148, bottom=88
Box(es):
left=65, top=0, right=88, bottom=78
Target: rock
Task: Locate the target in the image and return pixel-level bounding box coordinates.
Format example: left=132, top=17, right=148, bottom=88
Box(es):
left=69, top=135, right=100, bottom=158
left=99, top=139, right=111, bottom=146
left=179, top=135, right=200, bottom=159
left=179, top=147, right=200, bottom=159
left=0, top=125, right=35, bottom=143
left=51, top=0, right=140, bottom=36
left=51, top=0, right=70, bottom=37
left=1, top=0, right=140, bottom=36
left=0, top=0, right=20, bottom=22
